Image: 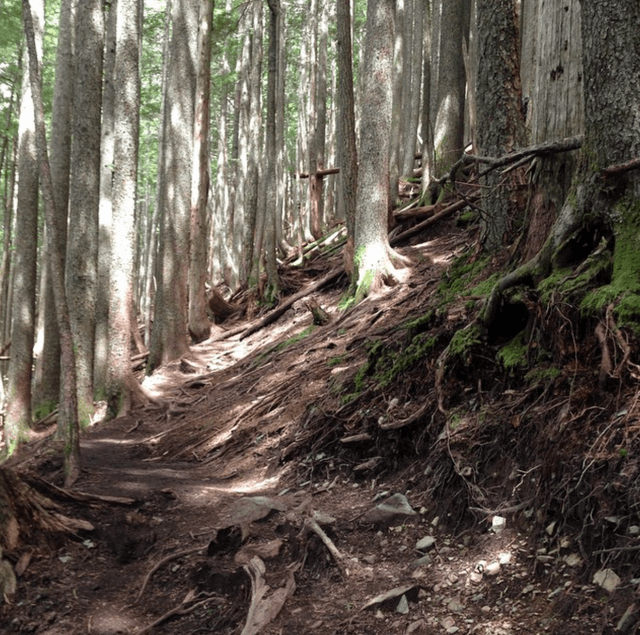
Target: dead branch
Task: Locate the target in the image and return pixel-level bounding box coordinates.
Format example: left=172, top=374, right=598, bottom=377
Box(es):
left=435, top=136, right=583, bottom=186
left=241, top=556, right=298, bottom=635
left=131, top=545, right=204, bottom=605
left=134, top=595, right=219, bottom=635
left=239, top=267, right=345, bottom=340
left=595, top=321, right=613, bottom=390
left=296, top=167, right=340, bottom=179
left=601, top=156, right=640, bottom=178
left=302, top=517, right=347, bottom=574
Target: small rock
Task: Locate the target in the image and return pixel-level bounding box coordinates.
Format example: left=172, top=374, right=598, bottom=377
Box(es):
left=396, top=594, right=409, bottom=614
left=521, top=584, right=536, bottom=595
left=546, top=521, right=557, bottom=536
left=564, top=553, right=582, bottom=567
left=498, top=552, right=511, bottom=565
left=362, top=555, right=377, bottom=565
left=628, top=526, right=640, bottom=536
left=485, top=561, right=501, bottom=576
left=361, top=493, right=417, bottom=525
left=440, top=616, right=456, bottom=630
left=469, top=571, right=483, bottom=584
left=481, top=605, right=492, bottom=613
left=406, top=619, right=426, bottom=634
left=594, top=568, right=621, bottom=593
left=412, top=555, right=432, bottom=568
left=491, top=516, right=507, bottom=533
left=447, top=597, right=464, bottom=612
left=416, top=536, right=436, bottom=551
left=616, top=603, right=637, bottom=633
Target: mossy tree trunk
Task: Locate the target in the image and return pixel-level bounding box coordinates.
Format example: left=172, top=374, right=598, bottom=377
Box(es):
left=484, top=0, right=640, bottom=330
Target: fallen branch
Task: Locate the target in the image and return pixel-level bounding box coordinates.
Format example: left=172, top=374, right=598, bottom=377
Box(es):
left=241, top=556, right=298, bottom=635
left=135, top=595, right=219, bottom=635
left=131, top=545, right=204, bottom=605
left=601, top=156, right=640, bottom=178
left=303, top=517, right=347, bottom=574
left=239, top=267, right=345, bottom=340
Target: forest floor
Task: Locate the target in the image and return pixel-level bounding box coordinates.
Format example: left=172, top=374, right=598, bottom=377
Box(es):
left=2, top=211, right=640, bottom=635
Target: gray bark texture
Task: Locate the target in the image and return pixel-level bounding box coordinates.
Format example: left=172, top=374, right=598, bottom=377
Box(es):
left=475, top=0, right=526, bottom=250
left=353, top=0, right=398, bottom=292
left=148, top=0, right=197, bottom=368
left=107, top=0, right=141, bottom=417
left=5, top=0, right=43, bottom=450
left=66, top=0, right=104, bottom=425
left=34, top=0, right=75, bottom=411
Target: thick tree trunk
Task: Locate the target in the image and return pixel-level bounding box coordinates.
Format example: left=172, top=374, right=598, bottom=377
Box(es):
left=352, top=0, right=402, bottom=295
left=5, top=0, right=43, bottom=452
left=336, top=0, right=357, bottom=276
left=148, top=0, right=197, bottom=369
left=34, top=0, right=75, bottom=412
left=188, top=0, right=214, bottom=343
left=22, top=0, right=80, bottom=486
left=67, top=0, right=104, bottom=426
left=475, top=0, right=526, bottom=250
left=107, top=0, right=141, bottom=418
left=94, top=0, right=118, bottom=394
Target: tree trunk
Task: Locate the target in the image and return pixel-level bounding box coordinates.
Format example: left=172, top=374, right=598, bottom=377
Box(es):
left=388, top=0, right=405, bottom=207
left=148, top=0, right=197, bottom=369
left=66, top=0, right=104, bottom=426
left=94, top=0, right=118, bottom=394
left=33, top=0, right=75, bottom=413
left=107, top=0, right=141, bottom=418
left=352, top=0, right=401, bottom=296
left=22, top=0, right=81, bottom=486
left=188, top=0, right=214, bottom=343
left=5, top=0, right=43, bottom=452
left=336, top=0, right=358, bottom=276
left=432, top=0, right=468, bottom=177
left=475, top=0, right=526, bottom=250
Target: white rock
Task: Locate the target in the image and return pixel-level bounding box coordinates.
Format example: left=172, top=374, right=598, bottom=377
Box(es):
left=416, top=536, right=436, bottom=551
left=396, top=594, right=409, bottom=614
left=546, top=521, right=557, bottom=536
left=564, top=553, right=582, bottom=567
left=593, top=568, right=621, bottom=593
left=485, top=561, right=501, bottom=576
left=498, top=552, right=512, bottom=565
left=628, top=525, right=640, bottom=536
left=492, top=516, right=507, bottom=533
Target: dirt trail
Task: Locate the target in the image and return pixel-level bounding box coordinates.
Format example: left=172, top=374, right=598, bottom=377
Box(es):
left=1, top=219, right=636, bottom=635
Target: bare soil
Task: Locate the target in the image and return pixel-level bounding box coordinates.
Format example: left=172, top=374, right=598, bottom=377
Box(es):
left=2, top=215, right=639, bottom=635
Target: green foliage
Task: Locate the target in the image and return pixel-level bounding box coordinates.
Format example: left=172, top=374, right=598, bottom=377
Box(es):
left=436, top=251, right=491, bottom=307
left=448, top=324, right=483, bottom=362
left=524, top=366, right=560, bottom=386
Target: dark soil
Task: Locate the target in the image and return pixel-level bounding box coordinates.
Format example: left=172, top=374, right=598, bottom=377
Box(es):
left=2, top=214, right=639, bottom=635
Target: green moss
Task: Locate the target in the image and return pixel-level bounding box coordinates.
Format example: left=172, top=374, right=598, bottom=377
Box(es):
left=403, top=310, right=435, bottom=337
left=253, top=326, right=317, bottom=366
left=448, top=324, right=483, bottom=363
left=469, top=273, right=501, bottom=297
left=524, top=366, right=561, bottom=385
left=580, top=199, right=640, bottom=328
left=456, top=210, right=478, bottom=226
left=33, top=400, right=57, bottom=422
left=327, top=354, right=347, bottom=367
left=437, top=253, right=491, bottom=307
left=496, top=333, right=529, bottom=373
left=376, top=333, right=439, bottom=388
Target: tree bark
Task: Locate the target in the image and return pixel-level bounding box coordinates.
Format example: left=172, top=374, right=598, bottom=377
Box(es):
left=5, top=0, right=43, bottom=452
left=148, top=0, right=198, bottom=369
left=107, top=0, right=141, bottom=418
left=188, top=0, right=214, bottom=343
left=22, top=0, right=80, bottom=486
left=33, top=0, right=75, bottom=413
left=352, top=0, right=402, bottom=295
left=66, top=0, right=104, bottom=426
left=475, top=0, right=526, bottom=250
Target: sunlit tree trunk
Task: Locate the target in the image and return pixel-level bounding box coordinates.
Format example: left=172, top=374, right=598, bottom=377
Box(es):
left=66, top=0, right=103, bottom=426
left=188, top=0, right=214, bottom=342
left=33, top=0, right=75, bottom=414
left=432, top=0, right=468, bottom=177
left=400, top=0, right=423, bottom=178
left=94, top=0, right=117, bottom=394
left=352, top=0, right=403, bottom=295
left=148, top=0, right=197, bottom=369
left=22, top=0, right=80, bottom=486
left=5, top=0, right=43, bottom=452
left=389, top=0, right=405, bottom=207
left=107, top=0, right=141, bottom=417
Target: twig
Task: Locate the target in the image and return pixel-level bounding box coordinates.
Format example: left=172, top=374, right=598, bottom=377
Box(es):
left=601, top=156, right=640, bottom=178
left=131, top=546, right=204, bottom=606
left=135, top=596, right=218, bottom=635
left=303, top=517, right=347, bottom=574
